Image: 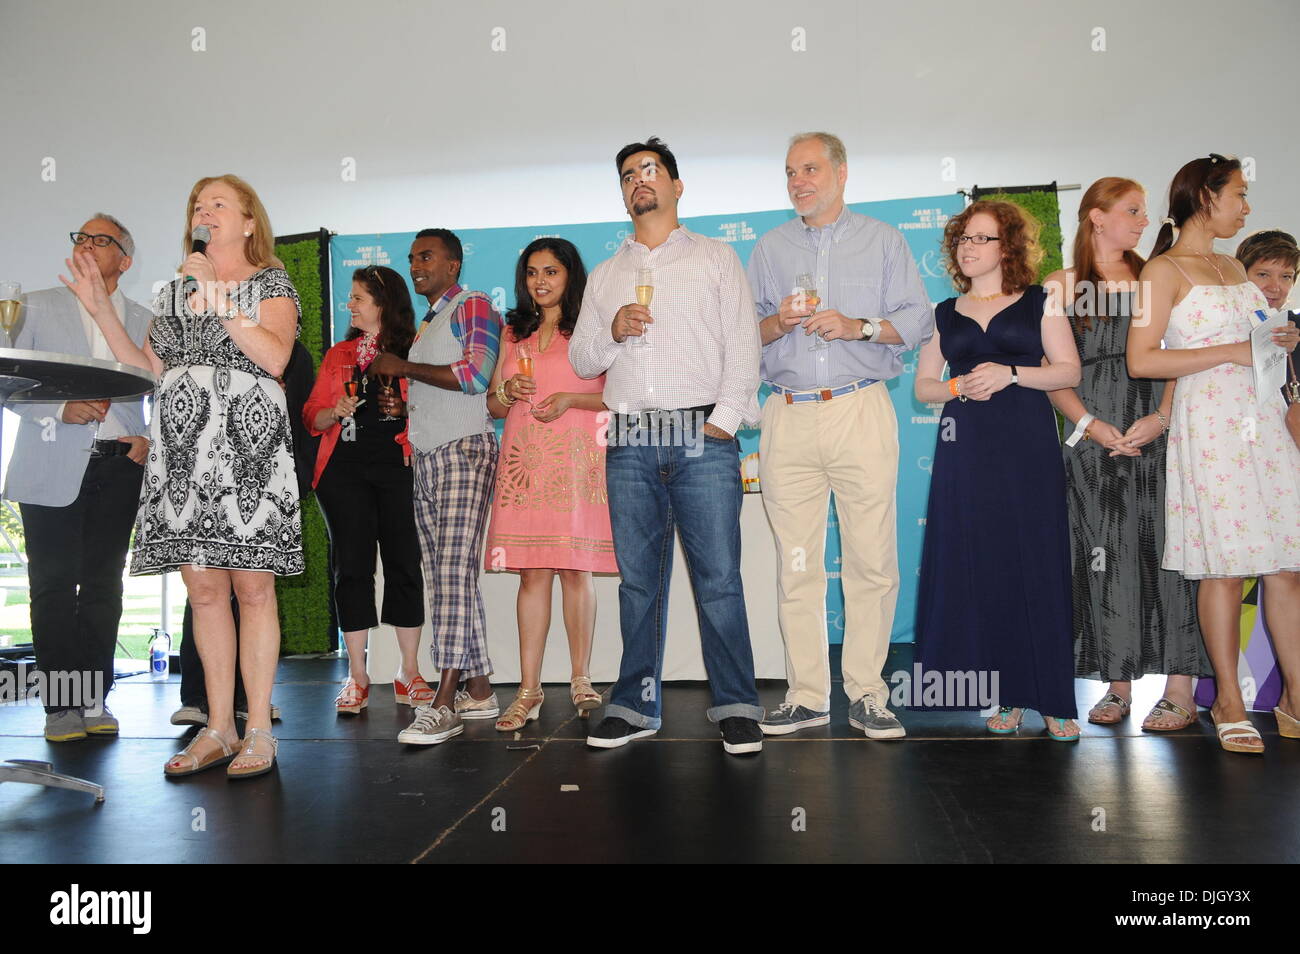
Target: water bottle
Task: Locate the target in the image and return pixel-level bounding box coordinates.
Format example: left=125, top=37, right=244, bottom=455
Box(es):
left=149, top=628, right=171, bottom=681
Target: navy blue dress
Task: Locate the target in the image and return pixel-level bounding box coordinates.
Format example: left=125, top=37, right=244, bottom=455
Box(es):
left=915, top=287, right=1077, bottom=718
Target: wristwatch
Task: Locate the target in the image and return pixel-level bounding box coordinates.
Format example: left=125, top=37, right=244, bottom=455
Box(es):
left=217, top=297, right=240, bottom=323
left=1009, top=365, right=1019, bottom=385
left=859, top=318, right=876, bottom=341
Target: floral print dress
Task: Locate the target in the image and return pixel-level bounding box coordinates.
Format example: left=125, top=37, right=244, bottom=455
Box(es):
left=484, top=331, right=616, bottom=572
left=1162, top=281, right=1300, bottom=578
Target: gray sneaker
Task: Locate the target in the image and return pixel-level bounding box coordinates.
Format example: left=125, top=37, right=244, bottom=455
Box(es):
left=398, top=704, right=463, bottom=745
left=759, top=702, right=831, bottom=736
left=454, top=689, right=499, bottom=720
left=44, top=709, right=87, bottom=743
left=82, top=705, right=119, bottom=736
left=171, top=705, right=208, bottom=727
left=235, top=704, right=283, bottom=722
left=849, top=693, right=906, bottom=739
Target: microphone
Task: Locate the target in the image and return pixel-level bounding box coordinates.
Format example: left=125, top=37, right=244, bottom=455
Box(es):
left=185, top=225, right=211, bottom=283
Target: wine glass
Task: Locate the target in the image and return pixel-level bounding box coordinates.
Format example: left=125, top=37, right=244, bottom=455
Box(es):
left=630, top=267, right=653, bottom=349
left=0, top=281, right=21, bottom=345
left=515, top=342, right=534, bottom=407
left=796, top=273, right=827, bottom=351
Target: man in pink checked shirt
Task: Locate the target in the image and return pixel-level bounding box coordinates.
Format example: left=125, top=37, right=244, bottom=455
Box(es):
left=369, top=228, right=504, bottom=746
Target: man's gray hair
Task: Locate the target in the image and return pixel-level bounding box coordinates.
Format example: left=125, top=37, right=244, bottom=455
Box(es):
left=90, top=212, right=135, bottom=257
left=789, top=132, right=847, bottom=169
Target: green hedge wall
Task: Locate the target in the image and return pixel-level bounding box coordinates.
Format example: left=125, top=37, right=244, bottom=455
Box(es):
left=273, top=235, right=333, bottom=654
left=979, top=190, right=1062, bottom=281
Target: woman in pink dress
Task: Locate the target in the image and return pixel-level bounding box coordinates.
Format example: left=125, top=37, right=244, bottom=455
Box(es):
left=1129, top=155, right=1300, bottom=755
left=484, top=238, right=616, bottom=730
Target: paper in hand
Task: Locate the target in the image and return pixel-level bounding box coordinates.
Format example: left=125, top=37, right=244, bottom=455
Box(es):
left=1250, top=308, right=1288, bottom=404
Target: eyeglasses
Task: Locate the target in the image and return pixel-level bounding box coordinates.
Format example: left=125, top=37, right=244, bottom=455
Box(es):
left=365, top=265, right=387, bottom=291
left=70, top=232, right=127, bottom=254
left=955, top=234, right=1000, bottom=245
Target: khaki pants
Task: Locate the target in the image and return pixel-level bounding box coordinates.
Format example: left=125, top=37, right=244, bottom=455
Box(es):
left=758, top=383, right=900, bottom=710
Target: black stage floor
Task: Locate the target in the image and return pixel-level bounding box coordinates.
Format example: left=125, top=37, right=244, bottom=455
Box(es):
left=2, top=646, right=1297, bottom=864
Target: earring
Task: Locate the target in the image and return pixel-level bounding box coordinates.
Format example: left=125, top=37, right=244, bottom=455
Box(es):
left=1094, top=225, right=1103, bottom=235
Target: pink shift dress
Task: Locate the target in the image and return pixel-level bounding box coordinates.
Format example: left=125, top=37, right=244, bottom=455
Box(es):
left=484, top=330, right=617, bottom=572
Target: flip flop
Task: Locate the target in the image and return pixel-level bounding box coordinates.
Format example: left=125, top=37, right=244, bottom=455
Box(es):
left=986, top=706, right=1023, bottom=735
left=1044, top=716, right=1081, bottom=742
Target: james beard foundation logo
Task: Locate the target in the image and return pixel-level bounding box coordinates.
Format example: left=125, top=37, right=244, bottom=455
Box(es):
left=49, top=885, right=151, bottom=934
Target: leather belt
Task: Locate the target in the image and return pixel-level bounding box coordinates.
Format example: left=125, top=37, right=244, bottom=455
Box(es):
left=614, top=403, right=715, bottom=430
left=90, top=439, right=132, bottom=458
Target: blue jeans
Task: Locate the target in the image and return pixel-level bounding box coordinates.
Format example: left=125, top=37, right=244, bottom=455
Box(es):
left=604, top=421, right=762, bottom=729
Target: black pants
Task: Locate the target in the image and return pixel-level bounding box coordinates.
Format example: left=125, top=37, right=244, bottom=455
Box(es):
left=179, top=596, right=245, bottom=710
left=19, top=455, right=143, bottom=713
left=315, top=458, right=424, bottom=632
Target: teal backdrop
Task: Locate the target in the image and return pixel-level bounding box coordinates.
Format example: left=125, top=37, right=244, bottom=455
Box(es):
left=329, top=193, right=965, bottom=643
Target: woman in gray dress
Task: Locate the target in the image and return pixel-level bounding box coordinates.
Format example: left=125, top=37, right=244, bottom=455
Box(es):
left=1046, top=177, right=1206, bottom=730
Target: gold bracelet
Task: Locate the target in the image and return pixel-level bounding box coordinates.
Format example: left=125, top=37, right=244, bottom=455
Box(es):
left=496, top=380, right=515, bottom=407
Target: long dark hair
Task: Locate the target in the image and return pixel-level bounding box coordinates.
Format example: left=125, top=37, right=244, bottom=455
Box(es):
left=505, top=238, right=588, bottom=342
left=347, top=265, right=415, bottom=358
left=1150, top=153, right=1242, bottom=259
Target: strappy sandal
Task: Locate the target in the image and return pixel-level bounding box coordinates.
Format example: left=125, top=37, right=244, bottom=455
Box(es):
left=1212, top=715, right=1263, bottom=755
left=1087, top=691, right=1131, bottom=725
left=1044, top=716, right=1081, bottom=742
left=394, top=674, right=434, bottom=707
left=165, top=727, right=240, bottom=777
left=228, top=728, right=278, bottom=779
left=570, top=676, right=601, bottom=717
left=986, top=706, right=1024, bottom=735
left=1142, top=698, right=1196, bottom=732
left=335, top=678, right=369, bottom=716
left=495, top=687, right=544, bottom=732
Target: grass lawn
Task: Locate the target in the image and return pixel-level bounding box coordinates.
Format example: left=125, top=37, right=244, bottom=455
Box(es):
left=0, top=566, right=188, bottom=659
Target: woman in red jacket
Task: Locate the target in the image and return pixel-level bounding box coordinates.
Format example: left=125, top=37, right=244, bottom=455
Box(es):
left=304, top=265, right=428, bottom=716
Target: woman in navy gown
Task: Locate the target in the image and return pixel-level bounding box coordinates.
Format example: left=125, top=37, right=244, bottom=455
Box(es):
left=914, top=201, right=1083, bottom=740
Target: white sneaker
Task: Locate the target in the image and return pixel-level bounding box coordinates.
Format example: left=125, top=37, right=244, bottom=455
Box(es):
left=398, top=705, right=463, bottom=745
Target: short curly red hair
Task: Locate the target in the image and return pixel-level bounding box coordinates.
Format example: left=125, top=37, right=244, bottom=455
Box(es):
left=942, top=200, right=1043, bottom=295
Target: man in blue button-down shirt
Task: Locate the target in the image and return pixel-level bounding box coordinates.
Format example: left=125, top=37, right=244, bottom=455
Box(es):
left=747, top=132, right=934, bottom=739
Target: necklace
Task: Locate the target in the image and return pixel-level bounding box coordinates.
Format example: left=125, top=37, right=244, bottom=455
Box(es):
left=1194, top=251, right=1225, bottom=284
left=968, top=290, right=1004, bottom=302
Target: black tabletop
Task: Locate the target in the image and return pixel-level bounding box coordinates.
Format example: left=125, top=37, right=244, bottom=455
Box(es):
left=0, top=348, right=154, bottom=403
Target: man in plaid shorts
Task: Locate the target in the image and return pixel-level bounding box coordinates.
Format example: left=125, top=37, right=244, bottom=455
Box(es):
left=370, top=228, right=503, bottom=744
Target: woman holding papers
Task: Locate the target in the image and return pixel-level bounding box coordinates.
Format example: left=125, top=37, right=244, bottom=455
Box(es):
left=1128, top=155, right=1300, bottom=755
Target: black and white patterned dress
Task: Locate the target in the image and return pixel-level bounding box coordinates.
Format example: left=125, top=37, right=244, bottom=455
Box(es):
left=130, top=268, right=304, bottom=576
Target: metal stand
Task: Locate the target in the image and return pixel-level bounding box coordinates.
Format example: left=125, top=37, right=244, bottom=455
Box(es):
left=0, top=759, right=105, bottom=802
left=0, top=347, right=153, bottom=805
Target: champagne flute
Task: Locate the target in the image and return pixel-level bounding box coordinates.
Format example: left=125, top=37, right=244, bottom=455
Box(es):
left=340, top=364, right=364, bottom=425
left=0, top=281, right=21, bottom=345
left=516, top=342, right=534, bottom=406
left=631, top=267, right=653, bottom=349
left=377, top=372, right=398, bottom=422
left=796, top=272, right=828, bottom=351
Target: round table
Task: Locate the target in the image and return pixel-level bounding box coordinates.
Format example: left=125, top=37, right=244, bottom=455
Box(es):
left=0, top=348, right=154, bottom=406
left=0, top=349, right=154, bottom=803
